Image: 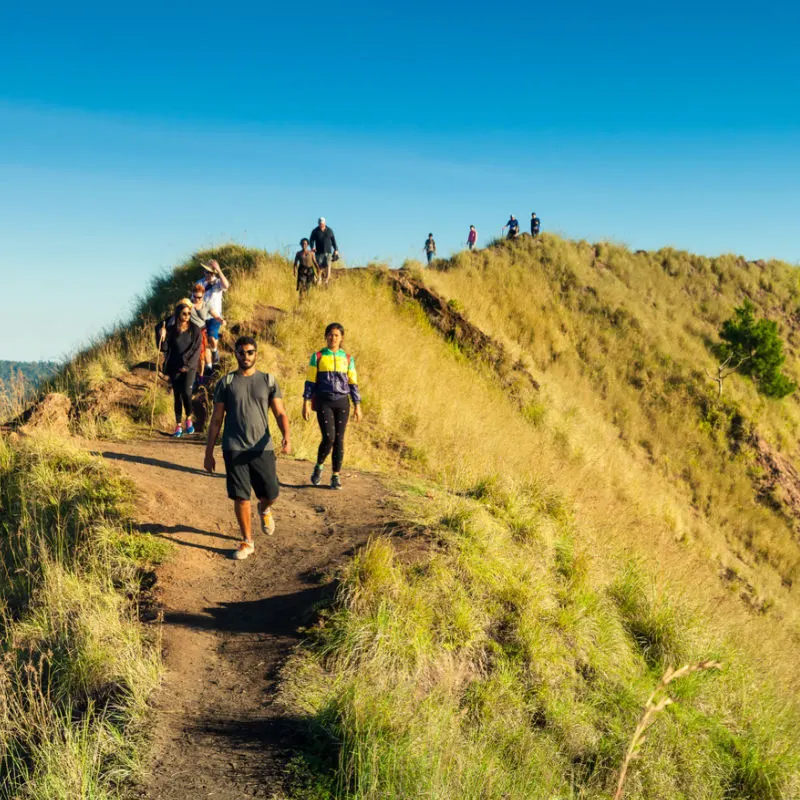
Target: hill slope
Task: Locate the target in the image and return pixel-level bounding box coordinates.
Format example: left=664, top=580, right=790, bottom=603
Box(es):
left=14, top=238, right=800, bottom=799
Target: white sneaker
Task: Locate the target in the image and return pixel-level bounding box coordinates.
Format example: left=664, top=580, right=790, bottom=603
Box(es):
left=232, top=541, right=254, bottom=560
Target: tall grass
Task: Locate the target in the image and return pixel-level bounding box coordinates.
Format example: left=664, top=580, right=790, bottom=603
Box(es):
left=282, top=484, right=799, bottom=799
left=0, top=432, right=169, bottom=797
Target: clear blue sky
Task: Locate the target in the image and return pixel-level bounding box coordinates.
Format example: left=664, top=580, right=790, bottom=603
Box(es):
left=2, top=1, right=799, bottom=361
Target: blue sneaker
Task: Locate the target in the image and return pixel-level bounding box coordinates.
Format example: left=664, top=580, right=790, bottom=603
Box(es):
left=171, top=425, right=183, bottom=438
left=185, top=420, right=195, bottom=435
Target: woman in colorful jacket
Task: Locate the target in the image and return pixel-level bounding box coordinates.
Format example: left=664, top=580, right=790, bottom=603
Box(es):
left=302, top=322, right=363, bottom=489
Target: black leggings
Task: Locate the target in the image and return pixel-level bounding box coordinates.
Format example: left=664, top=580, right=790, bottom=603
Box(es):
left=170, top=370, right=196, bottom=423
left=316, top=396, right=351, bottom=473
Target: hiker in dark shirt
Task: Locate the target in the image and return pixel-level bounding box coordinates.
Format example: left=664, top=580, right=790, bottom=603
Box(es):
left=531, top=212, right=541, bottom=238
left=293, top=238, right=320, bottom=297
left=424, top=233, right=436, bottom=265
left=309, top=217, right=339, bottom=286
left=159, top=299, right=202, bottom=437
left=502, top=215, right=520, bottom=240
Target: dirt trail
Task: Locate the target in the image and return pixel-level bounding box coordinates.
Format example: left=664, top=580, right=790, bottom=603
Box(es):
left=97, top=436, right=392, bottom=799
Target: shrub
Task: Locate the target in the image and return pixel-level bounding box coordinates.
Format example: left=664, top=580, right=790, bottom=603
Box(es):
left=718, top=300, right=796, bottom=398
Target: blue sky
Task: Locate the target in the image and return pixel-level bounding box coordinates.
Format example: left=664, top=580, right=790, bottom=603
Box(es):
left=2, top=1, right=799, bottom=361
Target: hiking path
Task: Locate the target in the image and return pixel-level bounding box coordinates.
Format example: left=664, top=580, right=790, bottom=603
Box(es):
left=97, top=436, right=392, bottom=800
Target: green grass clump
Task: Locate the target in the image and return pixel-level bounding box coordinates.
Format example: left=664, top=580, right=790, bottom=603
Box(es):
left=0, top=432, right=168, bottom=798
left=282, top=484, right=800, bottom=799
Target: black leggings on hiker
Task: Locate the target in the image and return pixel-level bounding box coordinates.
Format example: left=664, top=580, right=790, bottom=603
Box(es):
left=170, top=369, right=196, bottom=422
left=316, top=395, right=350, bottom=473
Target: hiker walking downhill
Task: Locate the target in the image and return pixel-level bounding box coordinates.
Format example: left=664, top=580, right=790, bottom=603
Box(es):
left=199, top=259, right=229, bottom=372
left=309, top=217, right=339, bottom=286
left=424, top=233, right=436, bottom=265
left=502, top=215, right=520, bottom=240
left=531, top=212, right=541, bottom=238
left=158, top=299, right=202, bottom=437
left=204, top=336, right=291, bottom=561
left=467, top=225, right=478, bottom=251
left=302, top=323, right=362, bottom=490
left=190, top=282, right=224, bottom=377
left=293, top=238, right=320, bottom=298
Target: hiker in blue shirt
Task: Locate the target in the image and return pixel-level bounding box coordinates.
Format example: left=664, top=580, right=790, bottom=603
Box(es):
left=531, top=212, right=541, bottom=237
left=502, top=215, right=520, bottom=240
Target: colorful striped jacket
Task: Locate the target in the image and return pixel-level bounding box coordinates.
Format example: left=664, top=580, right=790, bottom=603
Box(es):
left=303, top=348, right=361, bottom=405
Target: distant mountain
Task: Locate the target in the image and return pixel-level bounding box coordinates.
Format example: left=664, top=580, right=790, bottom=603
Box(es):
left=0, top=360, right=59, bottom=391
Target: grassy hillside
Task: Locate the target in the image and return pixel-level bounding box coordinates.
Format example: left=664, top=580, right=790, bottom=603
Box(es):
left=15, top=239, right=800, bottom=797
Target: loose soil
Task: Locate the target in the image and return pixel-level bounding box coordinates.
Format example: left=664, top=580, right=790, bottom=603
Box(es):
left=97, top=437, right=393, bottom=799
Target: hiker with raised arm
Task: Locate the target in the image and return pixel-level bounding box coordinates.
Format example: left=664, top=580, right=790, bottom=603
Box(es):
left=190, top=282, right=223, bottom=377
left=302, top=322, right=362, bottom=490
left=293, top=238, right=320, bottom=297
left=204, top=336, right=291, bottom=561
left=159, top=299, right=202, bottom=437
left=467, top=225, right=478, bottom=251
left=531, top=212, right=541, bottom=238
left=423, top=233, right=436, bottom=265
left=502, top=215, right=520, bottom=240
left=200, top=259, right=229, bottom=372
left=309, top=217, right=339, bottom=286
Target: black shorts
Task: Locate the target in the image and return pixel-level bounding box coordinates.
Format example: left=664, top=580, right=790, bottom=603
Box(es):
left=223, top=449, right=280, bottom=502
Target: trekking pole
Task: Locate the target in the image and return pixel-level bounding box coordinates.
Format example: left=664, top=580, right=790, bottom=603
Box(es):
left=150, top=336, right=163, bottom=433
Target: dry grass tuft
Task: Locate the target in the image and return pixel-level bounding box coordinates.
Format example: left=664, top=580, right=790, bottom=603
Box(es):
left=614, top=660, right=724, bottom=799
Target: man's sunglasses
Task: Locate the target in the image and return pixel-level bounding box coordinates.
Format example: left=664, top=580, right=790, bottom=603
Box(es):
left=236, top=348, right=256, bottom=356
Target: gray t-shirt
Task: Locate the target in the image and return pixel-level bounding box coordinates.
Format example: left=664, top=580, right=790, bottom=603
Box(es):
left=190, top=300, right=213, bottom=328
left=213, top=370, right=282, bottom=453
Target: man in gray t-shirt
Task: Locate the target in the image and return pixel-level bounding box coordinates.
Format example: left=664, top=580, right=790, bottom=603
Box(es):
left=204, top=336, right=291, bottom=561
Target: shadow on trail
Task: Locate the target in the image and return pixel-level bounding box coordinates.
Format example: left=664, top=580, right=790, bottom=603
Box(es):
left=98, top=449, right=220, bottom=477
left=181, top=713, right=337, bottom=793
left=135, top=522, right=238, bottom=542
left=155, top=536, right=234, bottom=556
left=163, top=583, right=335, bottom=636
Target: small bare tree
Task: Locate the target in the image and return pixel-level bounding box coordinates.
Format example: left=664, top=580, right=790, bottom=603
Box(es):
left=705, top=353, right=747, bottom=398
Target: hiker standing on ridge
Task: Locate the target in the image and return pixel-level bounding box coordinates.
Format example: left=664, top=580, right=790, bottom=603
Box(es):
left=303, top=322, right=362, bottom=490
left=531, top=212, right=541, bottom=238
left=309, top=217, right=339, bottom=286
left=424, top=233, right=436, bottom=265
left=159, top=299, right=202, bottom=437
left=293, top=238, right=320, bottom=297
left=204, top=336, right=291, bottom=561
left=467, top=225, right=478, bottom=251
left=502, top=215, right=520, bottom=240
left=200, top=259, right=229, bottom=373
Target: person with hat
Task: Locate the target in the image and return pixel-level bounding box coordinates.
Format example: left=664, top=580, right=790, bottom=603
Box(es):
left=309, top=217, right=339, bottom=286
left=199, top=259, right=229, bottom=370
left=189, top=282, right=224, bottom=376
left=159, top=298, right=203, bottom=437
left=423, top=233, right=436, bottom=265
